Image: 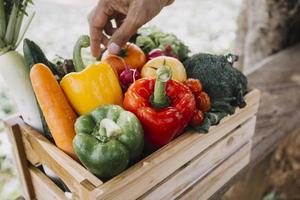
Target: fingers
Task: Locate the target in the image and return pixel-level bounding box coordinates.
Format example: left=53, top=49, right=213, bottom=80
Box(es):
left=89, top=26, right=102, bottom=57
left=88, top=4, right=109, bottom=57
left=108, top=15, right=141, bottom=54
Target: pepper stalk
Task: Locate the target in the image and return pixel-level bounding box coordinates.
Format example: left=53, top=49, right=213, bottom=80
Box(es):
left=151, top=65, right=172, bottom=109
left=73, top=35, right=90, bottom=72
left=94, top=118, right=122, bottom=142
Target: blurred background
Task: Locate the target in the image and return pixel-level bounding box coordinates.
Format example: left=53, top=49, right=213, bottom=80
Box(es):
left=0, top=0, right=243, bottom=198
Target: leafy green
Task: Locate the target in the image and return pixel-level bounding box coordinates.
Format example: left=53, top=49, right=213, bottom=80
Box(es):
left=184, top=53, right=247, bottom=133
left=135, top=27, right=190, bottom=62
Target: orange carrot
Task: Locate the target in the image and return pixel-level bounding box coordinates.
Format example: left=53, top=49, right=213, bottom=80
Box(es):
left=30, top=63, right=77, bottom=159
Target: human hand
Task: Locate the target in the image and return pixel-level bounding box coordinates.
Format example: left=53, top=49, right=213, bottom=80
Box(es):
left=88, top=0, right=174, bottom=57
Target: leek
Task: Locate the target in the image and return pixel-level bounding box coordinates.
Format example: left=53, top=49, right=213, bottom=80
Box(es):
left=0, top=0, right=43, bottom=131
left=0, top=0, right=34, bottom=56
left=0, top=0, right=6, bottom=38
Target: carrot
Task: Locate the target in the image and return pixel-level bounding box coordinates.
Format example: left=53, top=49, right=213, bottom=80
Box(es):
left=30, top=63, right=77, bottom=159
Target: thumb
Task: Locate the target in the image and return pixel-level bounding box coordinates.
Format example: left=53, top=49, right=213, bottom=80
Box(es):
left=108, top=17, right=141, bottom=54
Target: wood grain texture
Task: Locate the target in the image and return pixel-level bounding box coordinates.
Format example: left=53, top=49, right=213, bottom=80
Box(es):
left=29, top=166, right=68, bottom=200
left=178, top=142, right=251, bottom=200
left=4, top=117, right=36, bottom=200
left=140, top=117, right=256, bottom=200
left=248, top=44, right=300, bottom=164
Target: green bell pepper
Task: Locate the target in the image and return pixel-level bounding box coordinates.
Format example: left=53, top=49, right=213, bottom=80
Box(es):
left=73, top=105, right=144, bottom=180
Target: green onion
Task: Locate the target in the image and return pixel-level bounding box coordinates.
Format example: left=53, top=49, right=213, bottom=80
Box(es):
left=0, top=0, right=6, bottom=38
left=0, top=0, right=34, bottom=55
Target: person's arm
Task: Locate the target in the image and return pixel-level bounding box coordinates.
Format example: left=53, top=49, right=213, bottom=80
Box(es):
left=88, top=0, right=175, bottom=57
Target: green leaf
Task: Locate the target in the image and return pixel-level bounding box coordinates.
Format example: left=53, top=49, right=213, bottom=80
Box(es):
left=12, top=7, right=25, bottom=45
left=15, top=11, right=35, bottom=48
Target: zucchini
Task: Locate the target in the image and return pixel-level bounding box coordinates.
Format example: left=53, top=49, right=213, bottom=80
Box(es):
left=23, top=38, right=65, bottom=79
left=23, top=38, right=56, bottom=140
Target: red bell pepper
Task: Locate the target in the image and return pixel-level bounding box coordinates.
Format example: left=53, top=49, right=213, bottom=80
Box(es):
left=123, top=66, right=196, bottom=149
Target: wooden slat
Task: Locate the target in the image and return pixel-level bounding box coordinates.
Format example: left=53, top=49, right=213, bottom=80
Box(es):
left=4, top=117, right=35, bottom=200
left=3, top=117, right=102, bottom=199
left=91, top=89, right=261, bottom=200
left=140, top=116, right=256, bottom=200
left=178, top=142, right=251, bottom=200
left=29, top=166, right=68, bottom=200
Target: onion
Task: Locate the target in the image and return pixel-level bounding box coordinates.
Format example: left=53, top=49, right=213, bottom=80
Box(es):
left=147, top=49, right=165, bottom=61
left=147, top=46, right=178, bottom=61
left=164, top=45, right=178, bottom=58
left=119, top=67, right=141, bottom=90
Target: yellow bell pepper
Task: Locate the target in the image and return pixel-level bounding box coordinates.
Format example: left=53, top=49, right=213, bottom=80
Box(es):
left=60, top=35, right=123, bottom=115
left=141, top=56, right=187, bottom=82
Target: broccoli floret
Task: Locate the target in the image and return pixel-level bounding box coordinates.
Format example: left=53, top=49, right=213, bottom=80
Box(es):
left=184, top=53, right=248, bottom=133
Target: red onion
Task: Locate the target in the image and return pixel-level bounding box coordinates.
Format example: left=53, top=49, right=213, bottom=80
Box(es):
left=119, top=67, right=141, bottom=90
left=147, top=49, right=165, bottom=61
left=164, top=45, right=178, bottom=58
left=147, top=46, right=178, bottom=61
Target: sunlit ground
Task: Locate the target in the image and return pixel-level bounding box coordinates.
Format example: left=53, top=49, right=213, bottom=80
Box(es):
left=0, top=0, right=242, bottom=199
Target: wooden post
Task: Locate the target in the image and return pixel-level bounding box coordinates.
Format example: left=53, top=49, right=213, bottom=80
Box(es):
left=4, top=116, right=36, bottom=200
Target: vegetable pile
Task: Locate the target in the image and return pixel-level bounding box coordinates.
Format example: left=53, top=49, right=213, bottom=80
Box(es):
left=22, top=27, right=248, bottom=180
left=184, top=53, right=248, bottom=132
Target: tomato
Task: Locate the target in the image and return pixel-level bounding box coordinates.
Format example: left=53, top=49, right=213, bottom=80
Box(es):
left=102, top=43, right=147, bottom=74
left=103, top=55, right=126, bottom=75
left=196, top=92, right=211, bottom=112
left=190, top=110, right=204, bottom=127
left=184, top=79, right=203, bottom=95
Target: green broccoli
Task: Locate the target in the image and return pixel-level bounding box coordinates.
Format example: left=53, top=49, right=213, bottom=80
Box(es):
left=184, top=53, right=248, bottom=133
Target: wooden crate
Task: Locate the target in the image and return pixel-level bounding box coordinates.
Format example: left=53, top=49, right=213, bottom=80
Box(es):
left=4, top=89, right=261, bottom=200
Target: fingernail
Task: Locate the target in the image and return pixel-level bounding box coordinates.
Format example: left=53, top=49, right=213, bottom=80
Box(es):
left=108, top=42, right=120, bottom=54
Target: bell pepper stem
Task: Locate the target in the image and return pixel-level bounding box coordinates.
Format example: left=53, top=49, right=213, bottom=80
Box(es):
left=99, top=118, right=122, bottom=139
left=73, top=35, right=90, bottom=72
left=151, top=65, right=172, bottom=109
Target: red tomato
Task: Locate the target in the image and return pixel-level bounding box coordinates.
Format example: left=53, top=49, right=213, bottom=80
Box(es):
left=190, top=110, right=204, bottom=127
left=184, top=78, right=203, bottom=95
left=196, top=92, right=211, bottom=112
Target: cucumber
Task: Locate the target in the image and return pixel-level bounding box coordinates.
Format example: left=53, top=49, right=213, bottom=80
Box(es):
left=23, top=38, right=65, bottom=79
left=23, top=39, right=56, bottom=140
